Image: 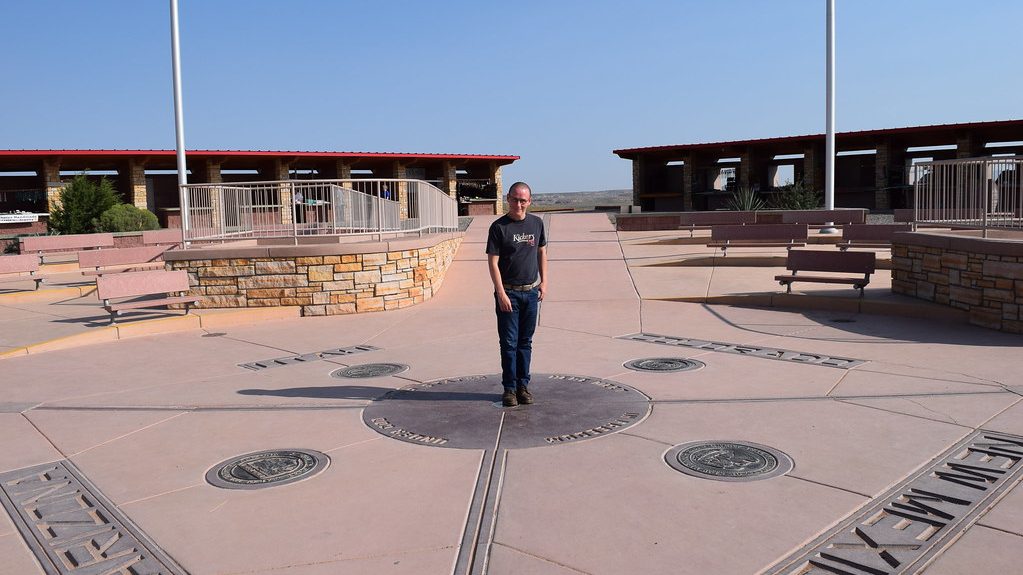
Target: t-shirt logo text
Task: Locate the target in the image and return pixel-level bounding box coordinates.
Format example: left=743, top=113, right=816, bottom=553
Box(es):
left=513, top=233, right=536, bottom=246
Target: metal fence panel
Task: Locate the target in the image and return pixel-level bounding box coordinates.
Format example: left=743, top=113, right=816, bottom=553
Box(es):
left=181, top=179, right=456, bottom=242
left=913, top=156, right=1022, bottom=234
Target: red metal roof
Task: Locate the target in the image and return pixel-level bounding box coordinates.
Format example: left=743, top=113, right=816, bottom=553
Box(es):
left=0, top=149, right=519, bottom=162
left=613, top=118, right=1023, bottom=158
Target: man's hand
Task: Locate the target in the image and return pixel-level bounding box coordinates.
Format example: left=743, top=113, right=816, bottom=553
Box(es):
left=538, top=281, right=546, bottom=302
left=496, top=290, right=513, bottom=312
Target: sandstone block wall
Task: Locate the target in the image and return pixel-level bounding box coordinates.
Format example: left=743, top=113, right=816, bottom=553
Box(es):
left=892, top=231, right=1023, bottom=333
left=168, top=237, right=461, bottom=316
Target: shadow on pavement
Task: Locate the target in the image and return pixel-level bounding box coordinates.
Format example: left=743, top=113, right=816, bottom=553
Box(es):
left=237, top=386, right=499, bottom=402
left=703, top=304, right=1021, bottom=347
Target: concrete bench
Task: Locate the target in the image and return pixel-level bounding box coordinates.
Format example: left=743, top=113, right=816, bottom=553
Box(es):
left=679, top=211, right=755, bottom=236
left=96, top=269, right=199, bottom=324
left=142, top=228, right=184, bottom=246
left=19, top=233, right=115, bottom=260
left=707, top=224, right=808, bottom=256
left=893, top=209, right=915, bottom=223
left=779, top=208, right=867, bottom=226
left=893, top=209, right=1012, bottom=227
left=18, top=230, right=115, bottom=263
left=775, top=249, right=876, bottom=297
left=78, top=245, right=170, bottom=276
left=0, top=254, right=50, bottom=289
left=838, top=223, right=912, bottom=250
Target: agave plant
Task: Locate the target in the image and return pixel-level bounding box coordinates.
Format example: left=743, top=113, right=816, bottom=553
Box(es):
left=726, top=185, right=766, bottom=211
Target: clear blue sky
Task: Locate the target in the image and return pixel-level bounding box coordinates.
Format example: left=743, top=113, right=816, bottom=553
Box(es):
left=2, top=1, right=1020, bottom=193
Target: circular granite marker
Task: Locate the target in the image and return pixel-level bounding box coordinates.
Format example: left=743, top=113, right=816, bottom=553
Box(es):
left=664, top=441, right=793, bottom=482
left=624, top=357, right=705, bottom=373
left=362, top=373, right=650, bottom=450
left=206, top=449, right=329, bottom=490
left=331, top=363, right=409, bottom=379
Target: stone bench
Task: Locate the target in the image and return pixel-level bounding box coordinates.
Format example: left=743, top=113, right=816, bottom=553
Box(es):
left=775, top=249, right=876, bottom=297
left=96, top=269, right=199, bottom=324
left=707, top=224, right=808, bottom=256
left=19, top=233, right=115, bottom=263
left=142, top=228, right=184, bottom=246
left=78, top=245, right=170, bottom=276
left=838, top=224, right=912, bottom=250
left=679, top=211, right=756, bottom=236
left=0, top=254, right=50, bottom=290
left=778, top=209, right=867, bottom=226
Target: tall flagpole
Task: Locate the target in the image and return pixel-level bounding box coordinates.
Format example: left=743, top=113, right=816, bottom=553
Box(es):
left=823, top=0, right=836, bottom=232
left=170, top=0, right=190, bottom=234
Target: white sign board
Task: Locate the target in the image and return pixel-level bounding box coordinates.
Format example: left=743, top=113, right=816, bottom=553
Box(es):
left=0, top=213, right=40, bottom=223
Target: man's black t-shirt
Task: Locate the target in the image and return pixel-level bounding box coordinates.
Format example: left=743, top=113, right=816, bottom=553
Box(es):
left=485, top=214, right=547, bottom=285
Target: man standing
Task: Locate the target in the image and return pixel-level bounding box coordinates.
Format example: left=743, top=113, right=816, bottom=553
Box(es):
left=486, top=182, right=548, bottom=407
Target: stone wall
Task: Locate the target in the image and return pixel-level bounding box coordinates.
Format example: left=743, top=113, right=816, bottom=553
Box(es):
left=892, top=230, right=1023, bottom=333
left=166, top=235, right=462, bottom=316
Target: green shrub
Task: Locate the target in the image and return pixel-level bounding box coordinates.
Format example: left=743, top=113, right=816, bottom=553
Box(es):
left=726, top=185, right=766, bottom=211
left=94, top=203, right=160, bottom=232
left=770, top=181, right=822, bottom=210
left=48, top=174, right=120, bottom=235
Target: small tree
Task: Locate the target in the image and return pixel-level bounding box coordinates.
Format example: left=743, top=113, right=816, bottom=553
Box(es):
left=94, top=204, right=160, bottom=232
left=770, top=180, right=822, bottom=210
left=48, top=174, right=120, bottom=235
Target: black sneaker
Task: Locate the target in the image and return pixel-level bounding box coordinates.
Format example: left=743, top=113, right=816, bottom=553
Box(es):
left=516, top=385, right=534, bottom=405
left=502, top=389, right=518, bottom=407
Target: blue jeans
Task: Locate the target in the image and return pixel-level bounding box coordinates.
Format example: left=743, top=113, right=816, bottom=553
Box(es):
left=496, top=288, right=539, bottom=391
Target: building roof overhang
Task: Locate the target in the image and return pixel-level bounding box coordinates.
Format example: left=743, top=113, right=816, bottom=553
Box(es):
left=613, top=119, right=1023, bottom=160
left=0, top=150, right=520, bottom=171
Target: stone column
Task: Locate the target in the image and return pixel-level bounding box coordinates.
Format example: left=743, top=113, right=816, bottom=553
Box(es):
left=262, top=159, right=292, bottom=225
left=631, top=158, right=646, bottom=208
left=41, top=159, right=62, bottom=213
left=321, top=159, right=352, bottom=182
left=392, top=161, right=409, bottom=219
left=739, top=149, right=752, bottom=188
left=119, top=159, right=149, bottom=209
left=194, top=159, right=223, bottom=184
left=191, top=160, right=223, bottom=233
left=441, top=161, right=458, bottom=199
left=956, top=134, right=984, bottom=159
left=874, top=141, right=907, bottom=210
left=489, top=162, right=504, bottom=213
left=803, top=144, right=824, bottom=191
left=873, top=141, right=892, bottom=210
left=682, top=154, right=695, bottom=211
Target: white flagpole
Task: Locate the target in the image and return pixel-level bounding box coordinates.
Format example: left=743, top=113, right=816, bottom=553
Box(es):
left=822, top=0, right=837, bottom=233
left=170, top=0, right=190, bottom=234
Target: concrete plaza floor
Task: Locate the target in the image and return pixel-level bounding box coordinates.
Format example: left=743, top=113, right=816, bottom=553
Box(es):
left=1, top=213, right=1021, bottom=574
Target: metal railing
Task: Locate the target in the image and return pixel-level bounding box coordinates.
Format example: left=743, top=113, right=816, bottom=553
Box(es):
left=912, top=156, right=1022, bottom=234
left=180, top=179, right=458, bottom=242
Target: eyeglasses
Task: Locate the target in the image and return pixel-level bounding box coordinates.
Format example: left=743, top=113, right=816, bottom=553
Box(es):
left=508, top=197, right=530, bottom=204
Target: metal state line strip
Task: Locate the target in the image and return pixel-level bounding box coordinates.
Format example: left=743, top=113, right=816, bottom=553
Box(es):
left=764, top=429, right=1023, bottom=575
left=0, top=459, right=189, bottom=575
left=238, top=344, right=380, bottom=371
left=452, top=413, right=508, bottom=575
left=619, top=332, right=868, bottom=369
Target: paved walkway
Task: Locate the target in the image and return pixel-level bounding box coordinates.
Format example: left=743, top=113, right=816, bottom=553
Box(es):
left=1, top=213, right=1021, bottom=574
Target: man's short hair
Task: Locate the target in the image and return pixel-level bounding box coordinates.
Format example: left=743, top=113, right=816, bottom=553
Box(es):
left=508, top=182, right=531, bottom=197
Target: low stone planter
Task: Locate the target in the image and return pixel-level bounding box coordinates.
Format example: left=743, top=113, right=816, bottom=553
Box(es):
left=892, top=229, right=1023, bottom=333
left=164, top=232, right=463, bottom=316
